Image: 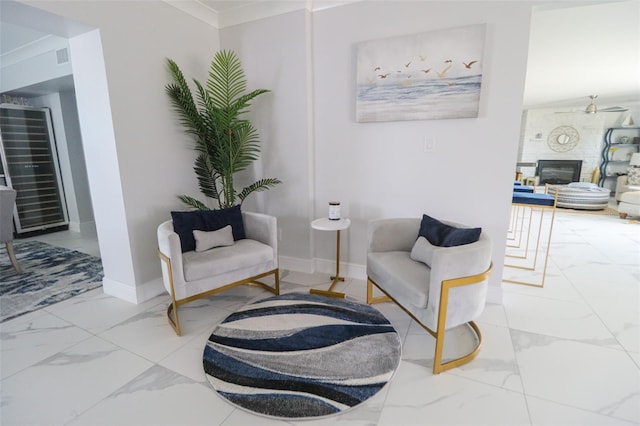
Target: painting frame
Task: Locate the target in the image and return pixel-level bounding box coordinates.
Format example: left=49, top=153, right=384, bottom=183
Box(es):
left=356, top=24, right=487, bottom=123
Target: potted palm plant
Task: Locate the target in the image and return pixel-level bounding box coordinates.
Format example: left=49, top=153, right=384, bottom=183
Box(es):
left=165, top=50, right=281, bottom=210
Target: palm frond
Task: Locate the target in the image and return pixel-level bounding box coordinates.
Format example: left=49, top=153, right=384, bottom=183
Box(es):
left=167, top=50, right=280, bottom=209
left=177, top=195, right=209, bottom=210
left=207, top=50, right=247, bottom=111
left=193, top=154, right=220, bottom=200
left=225, top=89, right=271, bottom=120
left=237, top=178, right=283, bottom=203
left=165, top=59, right=206, bottom=140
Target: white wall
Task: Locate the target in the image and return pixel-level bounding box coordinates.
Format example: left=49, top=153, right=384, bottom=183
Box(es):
left=220, top=10, right=314, bottom=270
left=23, top=0, right=220, bottom=302
left=19, top=0, right=536, bottom=305
left=217, top=1, right=535, bottom=302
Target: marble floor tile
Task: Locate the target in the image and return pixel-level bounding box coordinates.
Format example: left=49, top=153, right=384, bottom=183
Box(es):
left=0, top=311, right=93, bottom=380
left=503, top=292, right=622, bottom=348
left=476, top=302, right=509, bottom=328
left=43, top=287, right=166, bottom=334
left=1, top=336, right=152, bottom=426
left=157, top=326, right=214, bottom=383
left=221, top=409, right=292, bottom=425
left=97, top=298, right=230, bottom=363
left=67, top=365, right=234, bottom=425
left=502, top=267, right=584, bottom=303
left=379, top=361, right=530, bottom=425
left=512, top=330, right=640, bottom=423
left=448, top=323, right=524, bottom=393
left=526, top=396, right=637, bottom=425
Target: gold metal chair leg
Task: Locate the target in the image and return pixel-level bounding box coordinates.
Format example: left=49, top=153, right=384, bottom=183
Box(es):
left=167, top=301, right=182, bottom=336
left=6, top=241, right=22, bottom=273
left=366, top=278, right=391, bottom=304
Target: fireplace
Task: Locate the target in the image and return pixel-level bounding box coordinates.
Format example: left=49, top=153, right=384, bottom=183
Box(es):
left=536, top=160, right=582, bottom=185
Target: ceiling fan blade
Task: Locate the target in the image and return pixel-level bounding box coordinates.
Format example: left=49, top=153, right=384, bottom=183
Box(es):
left=599, top=106, right=628, bottom=112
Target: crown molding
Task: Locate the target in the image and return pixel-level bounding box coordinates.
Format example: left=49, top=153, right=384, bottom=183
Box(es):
left=162, top=0, right=362, bottom=29
left=0, top=34, right=69, bottom=68
left=162, top=0, right=220, bottom=27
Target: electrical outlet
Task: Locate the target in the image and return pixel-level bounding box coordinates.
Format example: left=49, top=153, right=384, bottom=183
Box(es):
left=424, top=137, right=436, bottom=152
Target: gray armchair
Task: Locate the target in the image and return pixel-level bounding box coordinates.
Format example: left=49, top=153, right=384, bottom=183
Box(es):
left=157, top=211, right=279, bottom=335
left=616, top=175, right=640, bottom=202
left=366, top=218, right=492, bottom=374
left=1, top=185, right=21, bottom=273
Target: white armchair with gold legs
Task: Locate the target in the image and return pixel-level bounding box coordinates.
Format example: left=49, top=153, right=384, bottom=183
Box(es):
left=366, top=216, right=493, bottom=374
left=157, top=209, right=279, bottom=335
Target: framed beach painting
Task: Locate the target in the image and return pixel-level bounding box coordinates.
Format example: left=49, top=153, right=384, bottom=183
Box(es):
left=356, top=24, right=486, bottom=122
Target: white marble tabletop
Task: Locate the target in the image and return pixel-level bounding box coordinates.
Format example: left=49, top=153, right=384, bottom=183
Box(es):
left=311, top=217, right=351, bottom=231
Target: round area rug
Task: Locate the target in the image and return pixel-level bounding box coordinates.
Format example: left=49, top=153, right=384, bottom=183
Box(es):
left=202, top=292, right=401, bottom=419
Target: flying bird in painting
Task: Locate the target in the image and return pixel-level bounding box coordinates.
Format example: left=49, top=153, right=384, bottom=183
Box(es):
left=437, top=64, right=452, bottom=77
left=404, top=61, right=411, bottom=68
left=444, top=59, right=452, bottom=63
left=463, top=60, right=478, bottom=69
left=420, top=68, right=431, bottom=74
left=378, top=73, right=390, bottom=79
left=374, top=67, right=381, bottom=71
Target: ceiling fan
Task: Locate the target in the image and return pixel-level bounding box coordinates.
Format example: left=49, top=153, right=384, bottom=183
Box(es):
left=555, top=95, right=629, bottom=114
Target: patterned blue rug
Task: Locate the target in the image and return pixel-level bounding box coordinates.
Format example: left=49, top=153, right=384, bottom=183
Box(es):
left=0, top=240, right=103, bottom=322
left=203, top=292, right=401, bottom=419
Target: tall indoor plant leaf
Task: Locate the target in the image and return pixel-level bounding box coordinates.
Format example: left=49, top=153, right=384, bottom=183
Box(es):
left=165, top=50, right=281, bottom=210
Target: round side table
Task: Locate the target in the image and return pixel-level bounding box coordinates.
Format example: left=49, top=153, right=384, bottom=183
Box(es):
left=310, top=217, right=351, bottom=298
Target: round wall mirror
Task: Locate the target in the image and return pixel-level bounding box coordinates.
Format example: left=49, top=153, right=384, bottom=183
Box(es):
left=547, top=126, right=579, bottom=152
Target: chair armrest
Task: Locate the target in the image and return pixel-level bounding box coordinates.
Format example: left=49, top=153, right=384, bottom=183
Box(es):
left=0, top=186, right=17, bottom=243
left=243, top=211, right=278, bottom=253
left=367, top=218, right=420, bottom=253
left=428, top=233, right=492, bottom=311
left=157, top=220, right=185, bottom=286
left=616, top=175, right=630, bottom=200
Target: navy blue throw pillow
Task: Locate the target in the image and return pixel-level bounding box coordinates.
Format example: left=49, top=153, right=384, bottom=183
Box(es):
left=418, top=214, right=481, bottom=247
left=171, top=205, right=245, bottom=253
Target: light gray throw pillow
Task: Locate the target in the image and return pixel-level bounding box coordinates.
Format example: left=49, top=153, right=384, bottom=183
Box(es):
left=193, top=225, right=235, bottom=252
left=410, top=236, right=436, bottom=267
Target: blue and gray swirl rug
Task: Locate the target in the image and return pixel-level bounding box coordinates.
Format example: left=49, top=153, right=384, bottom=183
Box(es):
left=0, top=240, right=103, bottom=322
left=203, top=292, right=401, bottom=419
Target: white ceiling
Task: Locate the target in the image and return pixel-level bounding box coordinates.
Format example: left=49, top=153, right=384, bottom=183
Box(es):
left=1, top=0, right=638, bottom=109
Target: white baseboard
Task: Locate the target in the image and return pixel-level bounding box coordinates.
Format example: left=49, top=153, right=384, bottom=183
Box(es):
left=136, top=277, right=166, bottom=302
left=279, top=256, right=314, bottom=273
left=312, top=258, right=367, bottom=280
left=102, top=277, right=138, bottom=303
left=280, top=255, right=367, bottom=281
left=68, top=220, right=96, bottom=234
left=102, top=276, right=165, bottom=304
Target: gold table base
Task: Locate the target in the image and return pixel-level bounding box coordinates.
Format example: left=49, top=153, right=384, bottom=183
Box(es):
left=310, top=229, right=346, bottom=298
